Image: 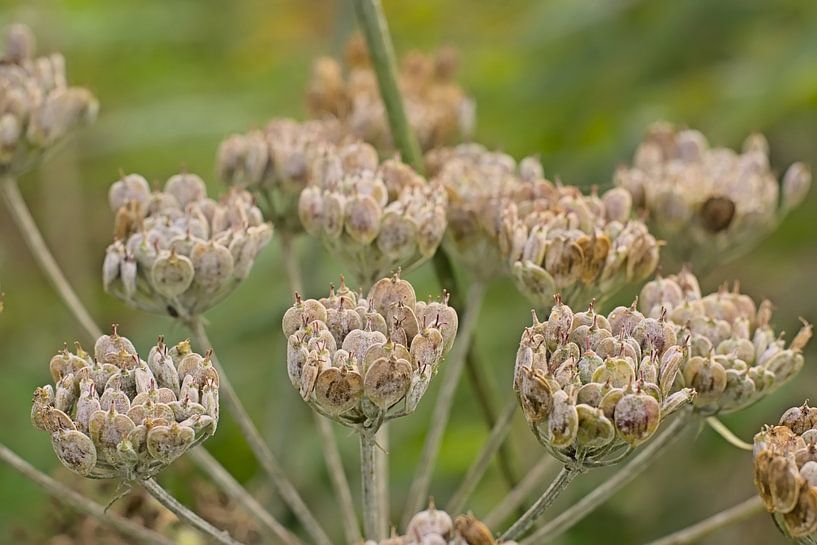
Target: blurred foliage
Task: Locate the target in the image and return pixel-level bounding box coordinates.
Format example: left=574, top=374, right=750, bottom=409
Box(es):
left=1, top=0, right=817, bottom=543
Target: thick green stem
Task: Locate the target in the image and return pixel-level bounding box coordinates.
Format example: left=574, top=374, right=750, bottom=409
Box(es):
left=523, top=415, right=693, bottom=544
left=642, top=496, right=764, bottom=545
left=401, top=282, right=486, bottom=527
left=360, top=431, right=382, bottom=541
left=0, top=442, right=174, bottom=545
left=142, top=478, right=246, bottom=545
left=352, top=0, right=423, bottom=170
left=1, top=174, right=102, bottom=341
left=501, top=465, right=582, bottom=541
left=186, top=317, right=332, bottom=545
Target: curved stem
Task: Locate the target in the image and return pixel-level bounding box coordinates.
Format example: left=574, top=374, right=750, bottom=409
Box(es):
left=706, top=417, right=753, bottom=451
left=484, top=456, right=556, bottom=528
left=142, top=478, right=246, bottom=545
left=642, top=496, right=764, bottom=545
left=523, top=415, right=694, bottom=544
left=401, top=281, right=486, bottom=526
left=0, top=442, right=174, bottom=545
left=447, top=397, right=518, bottom=514
left=188, top=448, right=302, bottom=545
left=360, top=431, right=382, bottom=541
left=501, top=465, right=582, bottom=542
left=279, top=232, right=362, bottom=545
left=1, top=174, right=102, bottom=341
left=186, top=317, right=332, bottom=545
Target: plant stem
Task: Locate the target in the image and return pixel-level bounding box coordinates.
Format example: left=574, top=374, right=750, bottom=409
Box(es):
left=642, top=496, right=764, bottom=545
left=375, top=424, right=390, bottom=539
left=141, top=478, right=246, bottom=545
left=501, top=465, right=582, bottom=541
left=447, top=396, right=518, bottom=514
left=484, top=456, right=556, bottom=528
left=0, top=442, right=175, bottom=545
left=401, top=281, right=486, bottom=527
left=360, top=431, right=382, bottom=541
left=188, top=448, right=303, bottom=545
left=279, top=232, right=362, bottom=544
left=706, top=416, right=753, bottom=451
left=1, top=174, right=102, bottom=341
left=352, top=0, right=422, bottom=170
left=522, top=415, right=693, bottom=544
left=186, top=317, right=332, bottom=545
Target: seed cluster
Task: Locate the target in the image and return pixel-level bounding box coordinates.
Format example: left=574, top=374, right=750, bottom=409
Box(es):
left=366, top=504, right=516, bottom=545
left=31, top=327, right=219, bottom=480
left=427, top=144, right=660, bottom=307
left=514, top=296, right=694, bottom=466
left=638, top=269, right=812, bottom=415
left=299, top=142, right=446, bottom=286
left=284, top=274, right=457, bottom=431
left=103, top=172, right=272, bottom=318
left=307, top=35, right=474, bottom=153
left=616, top=122, right=812, bottom=267
left=217, top=117, right=344, bottom=233
left=753, top=404, right=817, bottom=538
left=0, top=24, right=98, bottom=175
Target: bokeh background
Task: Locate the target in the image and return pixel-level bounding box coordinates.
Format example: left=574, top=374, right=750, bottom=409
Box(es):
left=2, top=0, right=817, bottom=543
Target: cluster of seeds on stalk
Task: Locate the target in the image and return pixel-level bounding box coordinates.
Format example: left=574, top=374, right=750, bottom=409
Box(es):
left=217, top=117, right=344, bottom=233
left=514, top=294, right=695, bottom=465
left=307, top=34, right=474, bottom=153
left=638, top=268, right=812, bottom=415
left=103, top=171, right=272, bottom=318
left=283, top=273, right=457, bottom=429
left=753, top=404, right=817, bottom=538
left=31, top=327, right=219, bottom=480
left=0, top=24, right=98, bottom=174
left=616, top=122, right=811, bottom=265
left=298, top=141, right=447, bottom=285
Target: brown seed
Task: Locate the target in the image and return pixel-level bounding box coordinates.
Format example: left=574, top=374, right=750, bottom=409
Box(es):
left=699, top=196, right=736, bottom=233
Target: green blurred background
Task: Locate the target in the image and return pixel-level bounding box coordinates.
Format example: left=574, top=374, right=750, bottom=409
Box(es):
left=2, top=0, right=817, bottom=543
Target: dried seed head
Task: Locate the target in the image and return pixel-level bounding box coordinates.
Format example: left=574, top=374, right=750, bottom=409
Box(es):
left=31, top=329, right=219, bottom=480
left=285, top=275, right=457, bottom=430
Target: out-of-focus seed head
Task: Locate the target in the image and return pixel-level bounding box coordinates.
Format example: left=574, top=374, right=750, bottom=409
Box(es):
left=306, top=34, right=474, bottom=154
left=753, top=404, right=817, bottom=539
left=102, top=172, right=272, bottom=319
left=616, top=122, right=808, bottom=269
left=0, top=24, right=97, bottom=176
left=32, top=328, right=219, bottom=481
left=285, top=274, right=457, bottom=431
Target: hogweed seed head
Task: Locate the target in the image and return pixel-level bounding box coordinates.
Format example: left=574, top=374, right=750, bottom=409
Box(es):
left=616, top=122, right=811, bottom=268
left=514, top=297, right=693, bottom=466
left=103, top=171, right=272, bottom=318
left=298, top=144, right=447, bottom=287
left=284, top=273, right=457, bottom=432
left=638, top=269, right=811, bottom=415
left=366, top=505, right=514, bottom=545
left=753, top=404, right=817, bottom=538
left=306, top=34, right=474, bottom=153
left=0, top=23, right=98, bottom=176
left=31, top=327, right=219, bottom=481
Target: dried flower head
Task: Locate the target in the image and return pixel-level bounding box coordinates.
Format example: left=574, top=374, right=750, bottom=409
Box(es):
left=299, top=143, right=447, bottom=287
left=217, top=117, right=344, bottom=233
left=753, top=403, right=817, bottom=538
left=366, top=504, right=515, bottom=545
left=638, top=268, right=812, bottom=415
left=0, top=23, right=98, bottom=176
left=307, top=34, right=475, bottom=153
left=31, top=327, right=219, bottom=481
left=103, top=171, right=273, bottom=319
left=616, top=122, right=811, bottom=268
left=284, top=273, right=457, bottom=432
left=514, top=296, right=694, bottom=466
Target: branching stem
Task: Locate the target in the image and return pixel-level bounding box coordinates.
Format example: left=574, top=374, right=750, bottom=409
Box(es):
left=360, top=431, right=382, bottom=541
